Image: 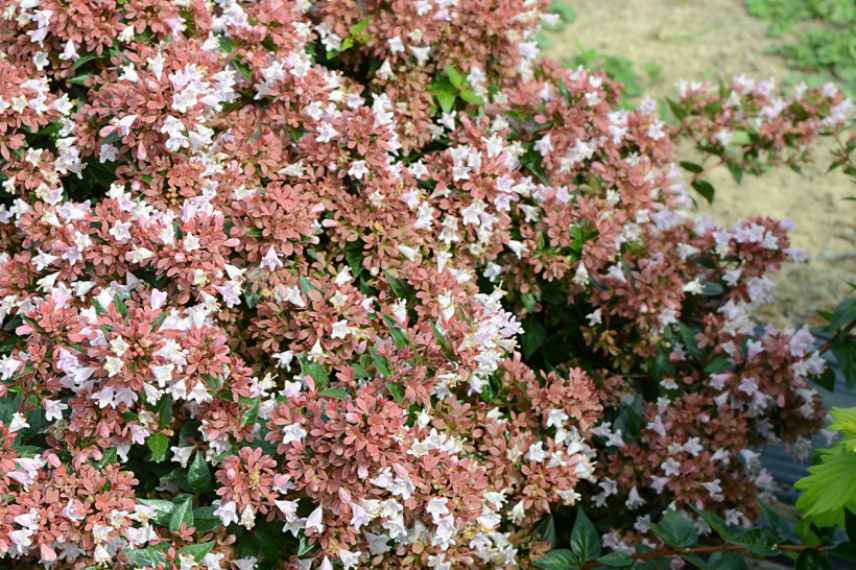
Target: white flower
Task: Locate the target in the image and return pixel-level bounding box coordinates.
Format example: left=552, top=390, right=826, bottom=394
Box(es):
left=214, top=501, right=238, bottom=526
left=330, top=320, right=350, bottom=339
left=171, top=446, right=195, bottom=468
left=261, top=247, right=283, bottom=271
left=305, top=504, right=324, bottom=534
left=348, top=160, right=369, bottom=180
left=43, top=399, right=68, bottom=422
left=281, top=423, right=307, bottom=445
left=526, top=441, right=546, bottom=463
left=104, top=356, right=124, bottom=377
left=9, top=412, right=29, bottom=433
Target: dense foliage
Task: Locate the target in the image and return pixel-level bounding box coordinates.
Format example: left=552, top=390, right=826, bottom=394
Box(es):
left=0, top=0, right=853, bottom=569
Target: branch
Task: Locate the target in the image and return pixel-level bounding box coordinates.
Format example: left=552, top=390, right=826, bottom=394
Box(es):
left=580, top=542, right=828, bottom=569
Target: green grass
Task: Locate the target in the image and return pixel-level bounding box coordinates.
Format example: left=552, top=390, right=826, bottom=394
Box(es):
left=745, top=0, right=856, bottom=95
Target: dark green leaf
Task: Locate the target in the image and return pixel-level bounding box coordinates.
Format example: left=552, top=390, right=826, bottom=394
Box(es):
left=521, top=318, right=547, bottom=359
left=534, top=549, right=578, bottom=570
left=846, top=508, right=856, bottom=543
left=187, top=451, right=212, bottom=492
left=652, top=510, right=698, bottom=548
left=596, top=551, right=634, bottom=567
left=570, top=508, right=601, bottom=562
left=831, top=337, right=856, bottom=388
left=169, top=496, right=194, bottom=532
left=666, top=98, right=687, bottom=121
left=177, top=542, right=215, bottom=563
left=137, top=499, right=175, bottom=526
left=192, top=506, right=221, bottom=533
left=535, top=514, right=558, bottom=548
left=704, top=357, right=732, bottom=375
left=726, top=161, right=744, bottom=184
left=679, top=161, right=704, bottom=174
left=386, top=382, right=405, bottom=403
left=72, top=53, right=98, bottom=72
left=124, top=545, right=168, bottom=567
left=705, top=552, right=748, bottom=570
left=156, top=395, right=173, bottom=429
left=370, top=347, right=392, bottom=378
left=691, top=180, right=715, bottom=204
left=796, top=549, right=831, bottom=570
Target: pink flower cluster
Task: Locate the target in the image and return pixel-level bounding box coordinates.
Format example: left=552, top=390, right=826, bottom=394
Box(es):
left=673, top=75, right=852, bottom=173
left=0, top=0, right=849, bottom=568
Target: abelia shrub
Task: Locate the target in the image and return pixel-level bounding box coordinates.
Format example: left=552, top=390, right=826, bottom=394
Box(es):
left=0, top=0, right=851, bottom=569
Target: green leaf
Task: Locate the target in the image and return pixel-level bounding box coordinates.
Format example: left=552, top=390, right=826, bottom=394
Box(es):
left=445, top=65, right=466, bottom=89
left=846, top=508, right=856, bottom=543
left=830, top=407, right=856, bottom=440
left=124, top=545, right=168, bottom=568
left=96, top=447, right=118, bottom=469
left=177, top=542, right=215, bottom=563
left=815, top=368, right=836, bottom=391
left=192, top=506, right=221, bottom=533
left=318, top=387, right=350, bottom=400
left=726, top=161, right=744, bottom=184
left=705, top=552, right=748, bottom=570
left=535, top=514, right=558, bottom=548
left=370, top=347, right=392, bottom=378
left=704, top=357, right=732, bottom=375
left=169, top=496, right=194, bottom=532
left=691, top=180, right=715, bottom=204
left=429, top=76, right=458, bottom=114
left=187, top=451, right=212, bottom=492
left=71, top=53, right=98, bottom=72
left=458, top=88, right=483, bottom=106
left=240, top=398, right=260, bottom=428
left=156, top=394, right=173, bottom=429
left=827, top=298, right=856, bottom=332
left=146, top=433, right=170, bottom=463
left=298, top=275, right=317, bottom=295
left=730, top=130, right=752, bottom=147
left=382, top=315, right=410, bottom=348
left=298, top=357, right=329, bottom=389
left=345, top=242, right=365, bottom=278
left=534, top=549, right=578, bottom=570
left=137, top=499, right=175, bottom=526
left=113, top=296, right=129, bottom=318
left=796, top=444, right=856, bottom=525
left=386, top=382, right=405, bottom=403
left=796, top=549, right=831, bottom=570
left=679, top=161, right=704, bottom=174
left=830, top=337, right=856, bottom=388
left=652, top=510, right=698, bottom=548
left=597, top=551, right=634, bottom=567
left=297, top=534, right=318, bottom=556
left=521, top=318, right=547, bottom=359
left=666, top=97, right=687, bottom=121
left=570, top=508, right=601, bottom=562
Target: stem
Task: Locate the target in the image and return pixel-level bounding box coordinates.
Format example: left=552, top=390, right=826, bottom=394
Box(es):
left=819, top=319, right=856, bottom=355
left=580, top=542, right=828, bottom=569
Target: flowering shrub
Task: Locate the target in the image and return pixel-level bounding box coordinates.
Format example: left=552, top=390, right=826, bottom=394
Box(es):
left=0, top=1, right=852, bottom=569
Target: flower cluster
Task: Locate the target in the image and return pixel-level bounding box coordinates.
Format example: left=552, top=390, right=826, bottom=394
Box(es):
left=673, top=75, right=851, bottom=176
left=0, top=0, right=850, bottom=568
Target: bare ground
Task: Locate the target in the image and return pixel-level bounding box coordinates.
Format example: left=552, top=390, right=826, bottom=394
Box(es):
left=546, top=0, right=856, bottom=327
